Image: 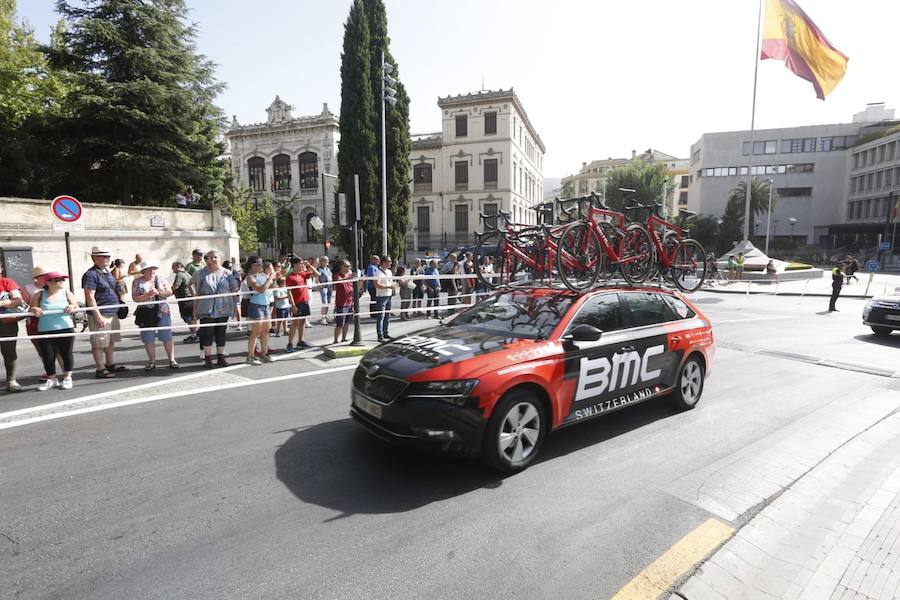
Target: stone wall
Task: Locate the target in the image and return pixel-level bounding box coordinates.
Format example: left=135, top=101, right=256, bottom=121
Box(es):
left=0, top=198, right=240, bottom=291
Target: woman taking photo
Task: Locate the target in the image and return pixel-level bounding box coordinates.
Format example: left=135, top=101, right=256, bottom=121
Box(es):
left=29, top=272, right=78, bottom=391
left=244, top=256, right=274, bottom=365
left=132, top=261, right=178, bottom=371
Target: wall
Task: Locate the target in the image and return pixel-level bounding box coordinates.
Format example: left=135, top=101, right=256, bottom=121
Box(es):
left=0, top=198, right=240, bottom=292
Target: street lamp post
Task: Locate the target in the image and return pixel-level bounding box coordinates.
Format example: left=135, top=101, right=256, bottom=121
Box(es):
left=789, top=217, right=797, bottom=242
left=764, top=178, right=775, bottom=255
left=321, top=172, right=339, bottom=257
left=380, top=52, right=398, bottom=257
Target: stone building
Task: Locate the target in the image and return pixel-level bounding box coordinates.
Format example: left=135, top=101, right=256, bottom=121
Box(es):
left=226, top=97, right=339, bottom=258
left=407, top=89, right=545, bottom=252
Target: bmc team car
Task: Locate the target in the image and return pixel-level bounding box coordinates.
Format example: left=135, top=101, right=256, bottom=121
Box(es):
left=350, top=285, right=715, bottom=473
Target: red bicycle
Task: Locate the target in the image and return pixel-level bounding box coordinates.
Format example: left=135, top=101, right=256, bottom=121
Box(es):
left=629, top=201, right=708, bottom=293
left=554, top=201, right=654, bottom=290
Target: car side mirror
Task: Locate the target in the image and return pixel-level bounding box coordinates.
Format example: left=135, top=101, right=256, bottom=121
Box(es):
left=563, top=324, right=603, bottom=342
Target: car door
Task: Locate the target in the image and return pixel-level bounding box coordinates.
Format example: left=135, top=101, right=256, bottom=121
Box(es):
left=617, top=292, right=680, bottom=393
left=561, top=292, right=630, bottom=424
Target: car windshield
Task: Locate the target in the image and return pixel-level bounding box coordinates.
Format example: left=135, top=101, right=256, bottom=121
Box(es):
left=451, top=290, right=574, bottom=339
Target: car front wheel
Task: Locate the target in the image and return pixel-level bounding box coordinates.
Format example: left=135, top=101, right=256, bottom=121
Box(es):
left=482, top=390, right=546, bottom=474
left=872, top=326, right=893, bottom=338
left=671, top=356, right=704, bottom=410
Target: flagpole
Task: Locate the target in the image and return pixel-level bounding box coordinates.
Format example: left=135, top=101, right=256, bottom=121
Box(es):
left=743, top=0, right=765, bottom=243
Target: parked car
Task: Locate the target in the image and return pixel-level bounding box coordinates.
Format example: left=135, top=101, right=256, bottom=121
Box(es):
left=863, top=287, right=900, bottom=338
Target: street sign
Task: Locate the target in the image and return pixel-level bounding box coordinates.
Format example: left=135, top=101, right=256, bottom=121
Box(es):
left=150, top=215, right=165, bottom=227
left=51, top=195, right=83, bottom=223
left=52, top=222, right=85, bottom=232
left=866, top=260, right=880, bottom=272
left=880, top=241, right=891, bottom=250
left=310, top=216, right=324, bottom=231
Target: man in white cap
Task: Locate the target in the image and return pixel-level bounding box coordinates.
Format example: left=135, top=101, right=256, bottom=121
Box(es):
left=82, top=246, right=125, bottom=378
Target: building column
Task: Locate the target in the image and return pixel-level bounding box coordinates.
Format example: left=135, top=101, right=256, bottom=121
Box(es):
left=265, top=160, right=274, bottom=194
left=291, top=156, right=301, bottom=196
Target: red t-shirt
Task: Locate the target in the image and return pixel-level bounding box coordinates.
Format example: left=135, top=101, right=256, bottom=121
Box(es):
left=286, top=271, right=312, bottom=304
left=334, top=272, right=354, bottom=308
left=0, top=277, right=21, bottom=324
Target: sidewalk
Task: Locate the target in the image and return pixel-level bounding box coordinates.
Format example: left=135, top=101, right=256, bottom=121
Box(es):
left=672, top=391, right=900, bottom=600
left=706, top=271, right=900, bottom=298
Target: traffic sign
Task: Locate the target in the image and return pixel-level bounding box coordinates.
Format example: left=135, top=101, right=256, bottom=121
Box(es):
left=880, top=241, right=891, bottom=250
left=52, top=222, right=85, bottom=232
left=310, top=216, right=324, bottom=231
left=51, top=195, right=83, bottom=223
left=866, top=260, right=880, bottom=272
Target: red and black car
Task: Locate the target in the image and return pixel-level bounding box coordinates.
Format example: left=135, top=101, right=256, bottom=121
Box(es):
left=350, top=285, right=715, bottom=473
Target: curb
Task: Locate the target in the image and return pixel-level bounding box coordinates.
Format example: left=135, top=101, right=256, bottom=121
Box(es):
left=704, top=288, right=874, bottom=298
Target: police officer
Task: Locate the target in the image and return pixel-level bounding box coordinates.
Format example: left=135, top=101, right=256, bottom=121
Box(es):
left=828, top=262, right=844, bottom=312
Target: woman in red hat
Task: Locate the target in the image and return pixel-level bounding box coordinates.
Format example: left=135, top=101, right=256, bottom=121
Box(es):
left=29, top=271, right=79, bottom=390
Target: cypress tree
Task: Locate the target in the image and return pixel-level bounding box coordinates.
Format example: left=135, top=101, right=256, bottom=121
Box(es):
left=337, top=0, right=378, bottom=258
left=364, top=0, right=411, bottom=260
left=47, top=0, right=225, bottom=205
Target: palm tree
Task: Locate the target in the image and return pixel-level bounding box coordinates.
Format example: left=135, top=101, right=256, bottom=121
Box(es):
left=727, top=178, right=778, bottom=241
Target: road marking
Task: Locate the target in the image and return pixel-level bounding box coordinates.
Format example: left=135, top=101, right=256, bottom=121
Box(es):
left=0, top=364, right=358, bottom=431
left=611, top=517, right=734, bottom=600
left=711, top=316, right=794, bottom=323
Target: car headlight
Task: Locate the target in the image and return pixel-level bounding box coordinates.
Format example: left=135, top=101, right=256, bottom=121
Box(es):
left=863, top=301, right=874, bottom=320
left=407, top=379, right=480, bottom=405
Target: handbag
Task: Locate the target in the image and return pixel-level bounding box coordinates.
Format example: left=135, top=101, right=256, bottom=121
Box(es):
left=133, top=276, right=161, bottom=328
left=117, top=306, right=129, bottom=319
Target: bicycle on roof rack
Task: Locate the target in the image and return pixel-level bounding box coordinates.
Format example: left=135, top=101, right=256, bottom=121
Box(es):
left=473, top=195, right=586, bottom=290
left=553, top=195, right=655, bottom=291
left=626, top=199, right=709, bottom=293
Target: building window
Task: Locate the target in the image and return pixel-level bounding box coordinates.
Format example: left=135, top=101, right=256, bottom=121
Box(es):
left=456, top=115, right=467, bottom=137
left=775, top=187, right=813, bottom=197
left=484, top=112, right=497, bottom=135
left=678, top=191, right=688, bottom=205
left=680, top=175, right=689, bottom=187
left=417, top=205, right=430, bottom=234
left=454, top=204, right=468, bottom=233
left=889, top=142, right=896, bottom=161
left=483, top=203, right=498, bottom=229
left=483, top=158, right=498, bottom=190
left=299, top=152, right=318, bottom=189
left=248, top=157, right=265, bottom=191
left=785, top=163, right=814, bottom=174
left=305, top=213, right=317, bottom=242
left=728, top=167, right=737, bottom=176
left=455, top=161, right=468, bottom=191
left=877, top=171, right=884, bottom=189
left=887, top=170, right=894, bottom=187
left=272, top=154, right=291, bottom=191
left=413, top=164, right=432, bottom=193
left=879, top=145, right=886, bottom=163
left=513, top=164, right=517, bottom=192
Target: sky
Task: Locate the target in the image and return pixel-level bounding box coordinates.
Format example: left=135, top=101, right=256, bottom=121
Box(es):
left=17, top=0, right=900, bottom=179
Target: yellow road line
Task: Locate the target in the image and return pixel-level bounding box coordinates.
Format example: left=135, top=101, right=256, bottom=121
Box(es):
left=611, top=517, right=734, bottom=600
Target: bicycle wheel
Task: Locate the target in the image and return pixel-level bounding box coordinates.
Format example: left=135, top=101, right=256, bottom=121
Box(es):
left=618, top=223, right=654, bottom=286
left=556, top=222, right=603, bottom=291
left=475, top=230, right=506, bottom=289
left=671, top=239, right=708, bottom=293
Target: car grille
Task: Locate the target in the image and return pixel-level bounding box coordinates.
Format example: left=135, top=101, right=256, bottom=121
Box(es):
left=353, top=368, right=407, bottom=405
left=867, top=307, right=900, bottom=326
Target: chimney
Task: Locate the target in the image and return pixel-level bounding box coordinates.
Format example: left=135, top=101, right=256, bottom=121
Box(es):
left=582, top=162, right=587, bottom=168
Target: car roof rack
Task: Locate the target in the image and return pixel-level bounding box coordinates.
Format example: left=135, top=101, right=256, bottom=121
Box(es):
left=496, top=277, right=682, bottom=293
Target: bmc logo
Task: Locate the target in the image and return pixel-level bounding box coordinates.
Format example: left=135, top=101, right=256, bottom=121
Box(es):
left=575, top=345, right=664, bottom=402
left=393, top=335, right=471, bottom=357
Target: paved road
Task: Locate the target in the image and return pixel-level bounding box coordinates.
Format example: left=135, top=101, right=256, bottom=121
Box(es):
left=1, top=292, right=897, bottom=599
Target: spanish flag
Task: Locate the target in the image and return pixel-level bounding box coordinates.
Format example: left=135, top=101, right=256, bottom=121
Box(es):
left=761, top=0, right=848, bottom=100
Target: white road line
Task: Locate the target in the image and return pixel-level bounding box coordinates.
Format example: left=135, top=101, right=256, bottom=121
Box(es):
left=0, top=364, right=358, bottom=431
left=711, top=316, right=796, bottom=323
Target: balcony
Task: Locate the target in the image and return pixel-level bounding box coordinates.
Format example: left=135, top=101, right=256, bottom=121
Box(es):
left=414, top=182, right=432, bottom=193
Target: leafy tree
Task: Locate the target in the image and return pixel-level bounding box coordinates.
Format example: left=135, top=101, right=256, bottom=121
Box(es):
left=603, top=160, right=671, bottom=212
left=0, top=1, right=69, bottom=195
left=727, top=178, right=777, bottom=240
left=560, top=179, right=575, bottom=198
left=686, top=214, right=720, bottom=254
left=46, top=0, right=225, bottom=205
left=215, top=185, right=273, bottom=256
left=337, top=0, right=378, bottom=258
left=365, top=0, right=411, bottom=260
left=717, top=198, right=744, bottom=254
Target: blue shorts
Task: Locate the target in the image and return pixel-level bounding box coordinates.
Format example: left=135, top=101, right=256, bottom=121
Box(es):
left=246, top=303, right=270, bottom=320
left=320, top=287, right=332, bottom=304
left=140, top=313, right=173, bottom=344
left=275, top=307, right=290, bottom=321
left=334, top=306, right=352, bottom=326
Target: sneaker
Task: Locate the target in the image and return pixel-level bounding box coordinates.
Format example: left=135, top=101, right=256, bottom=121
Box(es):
left=38, top=378, right=58, bottom=391
left=285, top=344, right=295, bottom=353
left=6, top=380, right=22, bottom=393
left=60, top=376, right=73, bottom=390
left=182, top=335, right=197, bottom=344
left=260, top=354, right=274, bottom=363
left=321, top=317, right=328, bottom=326
left=245, top=356, right=262, bottom=366
left=297, top=340, right=313, bottom=349
left=38, top=373, right=49, bottom=382
left=217, top=354, right=228, bottom=367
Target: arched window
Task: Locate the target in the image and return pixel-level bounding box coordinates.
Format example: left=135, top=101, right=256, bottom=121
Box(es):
left=299, top=152, right=318, bottom=190
left=248, top=157, right=265, bottom=191
left=272, top=154, right=291, bottom=191
left=305, top=212, right=317, bottom=242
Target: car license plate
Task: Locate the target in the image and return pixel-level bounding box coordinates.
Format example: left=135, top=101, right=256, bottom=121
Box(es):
left=886, top=314, right=900, bottom=321
left=354, top=392, right=383, bottom=419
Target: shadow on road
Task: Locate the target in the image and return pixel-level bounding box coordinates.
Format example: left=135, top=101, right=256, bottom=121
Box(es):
left=274, top=398, right=683, bottom=517
left=853, top=333, right=899, bottom=348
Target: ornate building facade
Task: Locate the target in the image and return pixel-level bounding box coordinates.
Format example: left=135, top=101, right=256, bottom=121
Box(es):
left=226, top=96, right=339, bottom=257
left=407, top=89, right=545, bottom=252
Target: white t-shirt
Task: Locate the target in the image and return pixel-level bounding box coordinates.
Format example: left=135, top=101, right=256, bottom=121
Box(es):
left=376, top=268, right=394, bottom=297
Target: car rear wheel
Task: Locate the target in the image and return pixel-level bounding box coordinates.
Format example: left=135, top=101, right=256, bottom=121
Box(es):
left=671, top=356, right=704, bottom=410
left=872, top=326, right=893, bottom=338
left=482, top=389, right=546, bottom=474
